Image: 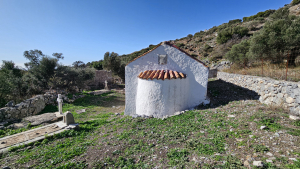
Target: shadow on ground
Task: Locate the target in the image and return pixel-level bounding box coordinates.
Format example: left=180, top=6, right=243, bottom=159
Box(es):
left=199, top=79, right=259, bottom=109
left=71, top=93, right=125, bottom=108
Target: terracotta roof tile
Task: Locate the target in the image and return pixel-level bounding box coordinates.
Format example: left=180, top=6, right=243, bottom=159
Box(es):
left=164, top=70, right=170, bottom=80
left=138, top=72, right=143, bottom=78
left=173, top=71, right=180, bottom=79
left=148, top=71, right=156, bottom=80
left=126, top=41, right=208, bottom=68
left=158, top=70, right=165, bottom=80
left=138, top=70, right=186, bottom=80
left=143, top=70, right=153, bottom=79
left=141, top=70, right=148, bottom=79
left=152, top=70, right=160, bottom=79
left=179, top=72, right=185, bottom=78
left=169, top=70, right=175, bottom=79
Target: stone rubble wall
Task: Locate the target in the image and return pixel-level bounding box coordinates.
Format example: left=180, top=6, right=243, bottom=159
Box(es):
left=86, top=70, right=113, bottom=89
left=217, top=72, right=300, bottom=115
left=0, top=93, right=62, bottom=122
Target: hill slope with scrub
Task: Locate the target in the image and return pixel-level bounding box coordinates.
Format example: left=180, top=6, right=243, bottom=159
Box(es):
left=115, top=1, right=300, bottom=68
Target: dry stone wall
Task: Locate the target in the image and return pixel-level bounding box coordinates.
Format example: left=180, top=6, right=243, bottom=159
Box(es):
left=217, top=72, right=300, bottom=115
left=86, top=70, right=113, bottom=89
left=0, top=93, right=60, bottom=122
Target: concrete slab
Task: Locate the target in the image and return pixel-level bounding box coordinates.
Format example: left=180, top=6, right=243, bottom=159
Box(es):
left=0, top=122, right=72, bottom=155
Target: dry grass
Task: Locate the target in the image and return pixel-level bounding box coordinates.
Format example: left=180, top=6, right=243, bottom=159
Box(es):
left=224, top=61, right=300, bottom=82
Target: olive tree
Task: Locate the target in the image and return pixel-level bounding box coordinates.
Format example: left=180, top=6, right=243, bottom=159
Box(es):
left=225, top=39, right=250, bottom=67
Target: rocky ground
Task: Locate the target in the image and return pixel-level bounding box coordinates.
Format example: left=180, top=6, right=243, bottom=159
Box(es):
left=0, top=79, right=299, bottom=168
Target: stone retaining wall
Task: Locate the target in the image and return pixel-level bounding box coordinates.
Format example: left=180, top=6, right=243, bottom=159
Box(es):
left=0, top=94, right=60, bottom=122
left=217, top=72, right=300, bottom=115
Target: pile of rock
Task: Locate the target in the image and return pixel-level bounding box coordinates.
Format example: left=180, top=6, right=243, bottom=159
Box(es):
left=211, top=61, right=232, bottom=70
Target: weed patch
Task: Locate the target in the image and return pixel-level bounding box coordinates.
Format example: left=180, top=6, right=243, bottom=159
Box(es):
left=167, top=148, right=189, bottom=167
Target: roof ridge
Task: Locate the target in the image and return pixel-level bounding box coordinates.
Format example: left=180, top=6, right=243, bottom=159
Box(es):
left=126, top=41, right=208, bottom=68
left=163, top=41, right=208, bottom=68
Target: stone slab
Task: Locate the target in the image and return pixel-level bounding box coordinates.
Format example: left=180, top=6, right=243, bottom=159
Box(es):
left=0, top=121, right=77, bottom=154
left=24, top=113, right=62, bottom=126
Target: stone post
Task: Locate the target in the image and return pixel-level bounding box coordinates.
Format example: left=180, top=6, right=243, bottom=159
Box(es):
left=57, top=94, right=63, bottom=115
left=104, top=80, right=109, bottom=90
left=63, top=111, right=75, bottom=125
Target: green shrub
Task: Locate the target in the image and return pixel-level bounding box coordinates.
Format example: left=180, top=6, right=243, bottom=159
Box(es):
left=228, top=19, right=242, bottom=25
left=233, top=26, right=249, bottom=37
left=217, top=26, right=248, bottom=44
left=176, top=43, right=185, bottom=48
left=243, top=9, right=275, bottom=22
left=255, top=17, right=265, bottom=21
left=190, top=54, right=198, bottom=58
left=206, top=26, right=218, bottom=34
left=194, top=31, right=205, bottom=37
left=225, top=39, right=250, bottom=66
left=292, top=0, right=300, bottom=5
left=204, top=44, right=213, bottom=52
left=187, top=34, right=193, bottom=39
left=216, top=28, right=233, bottom=44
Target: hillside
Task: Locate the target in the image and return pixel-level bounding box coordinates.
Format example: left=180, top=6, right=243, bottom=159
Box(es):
left=120, top=1, right=300, bottom=67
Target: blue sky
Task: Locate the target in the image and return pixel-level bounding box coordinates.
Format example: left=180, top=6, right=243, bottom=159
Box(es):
left=0, top=0, right=291, bottom=67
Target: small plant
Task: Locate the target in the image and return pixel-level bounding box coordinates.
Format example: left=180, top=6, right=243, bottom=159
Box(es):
left=294, top=120, right=300, bottom=126
left=252, top=144, right=269, bottom=153
left=259, top=117, right=282, bottom=131
left=26, top=123, right=32, bottom=129
left=167, top=148, right=189, bottom=166
left=224, top=155, right=245, bottom=169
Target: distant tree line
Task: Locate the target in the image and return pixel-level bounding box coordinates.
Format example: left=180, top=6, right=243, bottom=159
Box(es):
left=0, top=50, right=95, bottom=107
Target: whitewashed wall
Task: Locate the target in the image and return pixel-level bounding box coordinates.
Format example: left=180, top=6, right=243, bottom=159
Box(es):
left=125, top=44, right=209, bottom=117
left=136, top=78, right=189, bottom=117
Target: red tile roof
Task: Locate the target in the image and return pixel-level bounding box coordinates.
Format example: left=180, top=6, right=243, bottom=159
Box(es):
left=138, top=70, right=187, bottom=80
left=126, top=41, right=208, bottom=68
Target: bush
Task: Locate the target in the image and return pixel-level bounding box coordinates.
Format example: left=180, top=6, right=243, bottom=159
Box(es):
left=217, top=26, right=249, bottom=44
left=204, top=44, right=213, bottom=52
left=228, top=19, right=242, bottom=25
left=292, top=0, right=300, bottom=5
left=225, top=39, right=250, bottom=66
left=194, top=31, right=205, bottom=37
left=233, top=26, right=249, bottom=37
left=269, top=7, right=289, bottom=20
left=206, top=26, right=218, bottom=34
left=216, top=28, right=233, bottom=44
left=187, top=34, right=193, bottom=39
left=243, top=9, right=275, bottom=22
left=176, top=43, right=185, bottom=48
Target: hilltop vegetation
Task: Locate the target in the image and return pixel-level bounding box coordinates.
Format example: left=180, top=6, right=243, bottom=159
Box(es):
left=101, top=1, right=300, bottom=72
